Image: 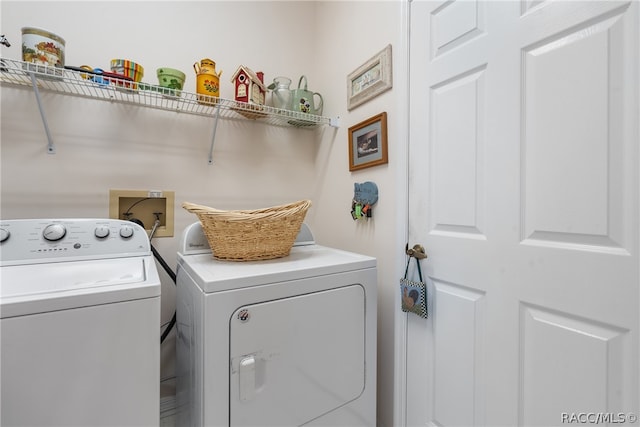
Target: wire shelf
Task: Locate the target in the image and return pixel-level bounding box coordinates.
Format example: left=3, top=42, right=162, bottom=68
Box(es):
left=0, top=58, right=334, bottom=128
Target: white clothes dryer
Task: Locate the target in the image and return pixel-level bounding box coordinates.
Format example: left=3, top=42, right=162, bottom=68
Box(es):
left=176, top=222, right=377, bottom=427
left=0, top=218, right=161, bottom=426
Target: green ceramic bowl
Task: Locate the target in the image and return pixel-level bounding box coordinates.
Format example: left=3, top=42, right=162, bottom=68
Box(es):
left=157, top=67, right=186, bottom=96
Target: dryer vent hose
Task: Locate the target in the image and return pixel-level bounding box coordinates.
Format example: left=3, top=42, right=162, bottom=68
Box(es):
left=153, top=242, right=177, bottom=344
left=128, top=218, right=177, bottom=344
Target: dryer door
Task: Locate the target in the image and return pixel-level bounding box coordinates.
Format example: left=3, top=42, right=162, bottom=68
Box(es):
left=229, top=284, right=366, bottom=426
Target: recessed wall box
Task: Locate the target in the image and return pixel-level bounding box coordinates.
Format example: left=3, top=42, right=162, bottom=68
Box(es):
left=109, top=189, right=175, bottom=238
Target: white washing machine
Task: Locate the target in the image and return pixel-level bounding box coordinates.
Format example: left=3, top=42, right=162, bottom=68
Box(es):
left=0, top=218, right=161, bottom=426
left=176, top=222, right=377, bottom=427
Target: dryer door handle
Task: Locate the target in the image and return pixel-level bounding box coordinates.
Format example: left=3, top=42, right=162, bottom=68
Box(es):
left=239, top=355, right=256, bottom=402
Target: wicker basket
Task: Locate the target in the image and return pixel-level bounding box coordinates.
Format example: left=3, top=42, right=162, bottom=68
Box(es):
left=182, top=199, right=312, bottom=261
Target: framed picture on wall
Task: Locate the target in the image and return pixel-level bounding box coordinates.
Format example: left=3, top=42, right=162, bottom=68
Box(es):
left=347, top=44, right=393, bottom=110
left=348, top=112, right=388, bottom=172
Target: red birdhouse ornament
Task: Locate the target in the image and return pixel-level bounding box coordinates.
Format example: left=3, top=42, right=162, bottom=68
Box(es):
left=230, top=65, right=266, bottom=106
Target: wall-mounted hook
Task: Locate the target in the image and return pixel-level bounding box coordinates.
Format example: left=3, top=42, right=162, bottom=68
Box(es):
left=351, top=181, right=378, bottom=220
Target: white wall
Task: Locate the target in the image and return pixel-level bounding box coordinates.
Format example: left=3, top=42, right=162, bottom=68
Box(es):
left=313, top=3, right=406, bottom=426
left=1, top=2, right=406, bottom=426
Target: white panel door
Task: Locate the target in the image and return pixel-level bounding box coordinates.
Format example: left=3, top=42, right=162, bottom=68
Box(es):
left=407, top=1, right=639, bottom=426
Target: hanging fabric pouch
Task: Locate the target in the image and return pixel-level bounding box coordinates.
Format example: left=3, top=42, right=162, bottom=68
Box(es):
left=400, top=256, right=428, bottom=318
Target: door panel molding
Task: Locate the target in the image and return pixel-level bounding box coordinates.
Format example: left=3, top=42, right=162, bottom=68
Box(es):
left=519, top=303, right=629, bottom=426
left=431, top=0, right=486, bottom=59
left=431, top=65, right=487, bottom=238
left=520, top=8, right=632, bottom=253
left=432, top=280, right=486, bottom=427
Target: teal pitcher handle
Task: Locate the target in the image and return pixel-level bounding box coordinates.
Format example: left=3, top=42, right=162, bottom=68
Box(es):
left=298, top=75, right=308, bottom=90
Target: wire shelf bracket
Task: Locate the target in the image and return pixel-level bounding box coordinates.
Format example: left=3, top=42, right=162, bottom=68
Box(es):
left=29, top=72, right=55, bottom=154
left=208, top=103, right=222, bottom=165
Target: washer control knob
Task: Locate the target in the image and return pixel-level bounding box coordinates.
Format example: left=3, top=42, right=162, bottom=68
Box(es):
left=94, top=226, right=110, bottom=239
left=43, top=223, right=67, bottom=241
left=119, top=225, right=134, bottom=239
left=0, top=228, right=9, bottom=243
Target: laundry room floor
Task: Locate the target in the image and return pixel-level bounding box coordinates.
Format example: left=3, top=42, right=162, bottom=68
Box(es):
left=160, top=410, right=176, bottom=427
left=160, top=379, right=176, bottom=426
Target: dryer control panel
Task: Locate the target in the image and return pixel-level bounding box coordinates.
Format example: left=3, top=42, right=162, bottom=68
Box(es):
left=0, top=218, right=150, bottom=265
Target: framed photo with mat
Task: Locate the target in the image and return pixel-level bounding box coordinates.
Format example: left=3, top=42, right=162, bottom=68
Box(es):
left=348, top=112, right=388, bottom=172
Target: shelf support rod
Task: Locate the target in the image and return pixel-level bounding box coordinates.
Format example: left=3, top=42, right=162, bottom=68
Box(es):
left=29, top=72, right=55, bottom=154
left=208, top=102, right=222, bottom=165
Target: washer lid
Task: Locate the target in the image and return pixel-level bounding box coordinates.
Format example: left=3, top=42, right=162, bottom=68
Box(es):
left=177, top=244, right=376, bottom=293
left=0, top=256, right=160, bottom=318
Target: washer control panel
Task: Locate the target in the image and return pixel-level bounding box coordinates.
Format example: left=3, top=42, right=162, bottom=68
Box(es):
left=0, top=219, right=150, bottom=265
